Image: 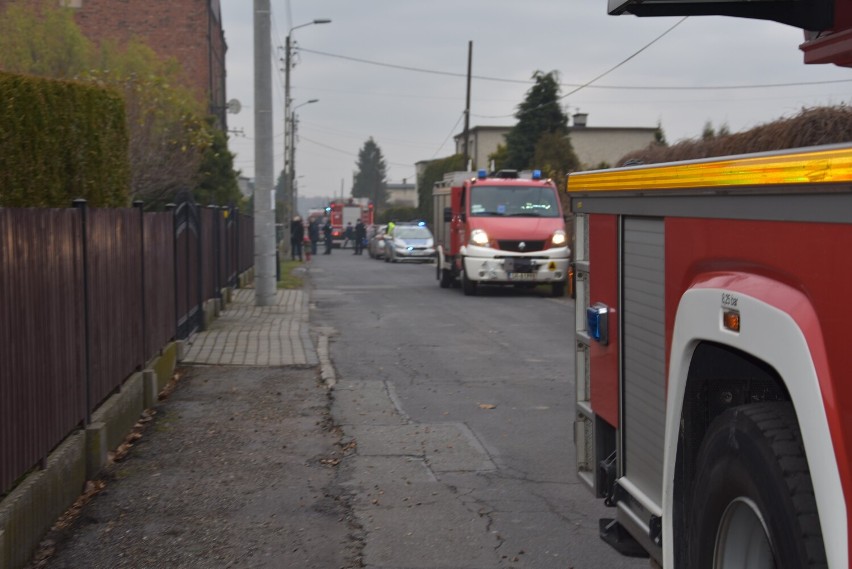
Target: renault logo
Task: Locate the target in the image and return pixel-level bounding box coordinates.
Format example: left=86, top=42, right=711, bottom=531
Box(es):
left=518, top=241, right=526, bottom=251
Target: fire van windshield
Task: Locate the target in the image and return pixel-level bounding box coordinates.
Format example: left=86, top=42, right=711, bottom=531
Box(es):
left=469, top=185, right=560, bottom=218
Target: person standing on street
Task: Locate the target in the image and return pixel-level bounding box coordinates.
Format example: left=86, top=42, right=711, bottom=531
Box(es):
left=343, top=222, right=354, bottom=249
left=291, top=216, right=305, bottom=261
left=308, top=217, right=321, bottom=256
left=354, top=219, right=367, bottom=255
left=322, top=218, right=333, bottom=254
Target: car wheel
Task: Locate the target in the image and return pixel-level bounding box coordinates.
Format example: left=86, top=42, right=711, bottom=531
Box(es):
left=688, top=402, right=826, bottom=569
left=551, top=281, right=566, bottom=297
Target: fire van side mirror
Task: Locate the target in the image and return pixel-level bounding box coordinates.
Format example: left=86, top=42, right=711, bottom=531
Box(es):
left=444, top=207, right=452, bottom=222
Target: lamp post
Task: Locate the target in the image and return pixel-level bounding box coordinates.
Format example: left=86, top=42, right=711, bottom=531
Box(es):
left=290, top=99, right=318, bottom=221
left=282, top=18, right=330, bottom=258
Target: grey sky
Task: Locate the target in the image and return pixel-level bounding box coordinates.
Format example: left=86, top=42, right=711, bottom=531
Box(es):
left=220, top=1, right=852, bottom=198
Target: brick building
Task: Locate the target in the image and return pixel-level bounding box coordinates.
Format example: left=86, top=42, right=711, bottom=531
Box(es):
left=53, top=0, right=228, bottom=128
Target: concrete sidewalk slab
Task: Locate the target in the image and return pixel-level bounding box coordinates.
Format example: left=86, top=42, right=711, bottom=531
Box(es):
left=182, top=289, right=318, bottom=367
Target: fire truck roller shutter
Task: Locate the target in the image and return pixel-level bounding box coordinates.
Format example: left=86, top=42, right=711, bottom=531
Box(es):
left=688, top=402, right=826, bottom=568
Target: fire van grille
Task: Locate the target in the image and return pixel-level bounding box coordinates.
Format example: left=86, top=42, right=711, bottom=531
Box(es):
left=497, top=240, right=546, bottom=252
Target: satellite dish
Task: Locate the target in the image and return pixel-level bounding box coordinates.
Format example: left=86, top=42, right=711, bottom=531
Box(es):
left=226, top=99, right=242, bottom=114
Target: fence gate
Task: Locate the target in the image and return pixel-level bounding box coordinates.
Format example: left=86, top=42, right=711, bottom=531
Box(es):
left=173, top=192, right=203, bottom=339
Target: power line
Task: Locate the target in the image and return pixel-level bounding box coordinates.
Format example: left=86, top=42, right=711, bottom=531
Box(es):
left=562, top=17, right=688, bottom=100
left=432, top=112, right=465, bottom=160
left=299, top=135, right=414, bottom=169
left=298, top=44, right=852, bottom=92
left=477, top=17, right=689, bottom=119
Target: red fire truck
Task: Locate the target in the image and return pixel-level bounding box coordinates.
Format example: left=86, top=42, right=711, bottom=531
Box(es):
left=326, top=198, right=373, bottom=248
left=567, top=144, right=851, bottom=568
left=433, top=169, right=571, bottom=296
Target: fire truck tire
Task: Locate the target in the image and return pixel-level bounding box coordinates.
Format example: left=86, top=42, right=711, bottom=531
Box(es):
left=439, top=267, right=453, bottom=288
left=461, top=262, right=477, bottom=296
left=551, top=281, right=566, bottom=297
left=688, top=402, right=826, bottom=569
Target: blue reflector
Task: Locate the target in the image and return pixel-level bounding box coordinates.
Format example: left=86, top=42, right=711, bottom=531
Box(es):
left=586, top=303, right=609, bottom=345
left=477, top=169, right=487, bottom=179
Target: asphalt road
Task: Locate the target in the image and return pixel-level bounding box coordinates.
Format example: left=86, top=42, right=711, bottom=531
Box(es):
left=308, top=249, right=648, bottom=569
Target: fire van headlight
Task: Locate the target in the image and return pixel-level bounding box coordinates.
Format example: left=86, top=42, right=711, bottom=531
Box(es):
left=470, top=229, right=490, bottom=247
left=551, top=230, right=567, bottom=247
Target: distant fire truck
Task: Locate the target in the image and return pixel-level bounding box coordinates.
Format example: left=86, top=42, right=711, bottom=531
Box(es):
left=326, top=198, right=373, bottom=248
left=568, top=144, right=851, bottom=568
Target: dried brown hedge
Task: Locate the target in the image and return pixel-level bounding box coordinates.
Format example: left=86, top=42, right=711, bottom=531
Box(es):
left=616, top=106, right=852, bottom=167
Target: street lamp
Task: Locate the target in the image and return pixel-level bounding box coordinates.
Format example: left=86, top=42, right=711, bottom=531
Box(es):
left=290, top=99, right=319, bottom=221
left=282, top=18, right=330, bottom=258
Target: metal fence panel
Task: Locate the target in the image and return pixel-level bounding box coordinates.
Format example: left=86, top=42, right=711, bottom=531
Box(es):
left=238, top=212, right=254, bottom=273
left=201, top=207, right=218, bottom=301
left=0, top=209, right=85, bottom=494
left=143, top=212, right=176, bottom=362
left=86, top=209, right=144, bottom=408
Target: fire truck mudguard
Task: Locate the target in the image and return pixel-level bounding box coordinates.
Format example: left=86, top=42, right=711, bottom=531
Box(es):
left=665, top=278, right=843, bottom=568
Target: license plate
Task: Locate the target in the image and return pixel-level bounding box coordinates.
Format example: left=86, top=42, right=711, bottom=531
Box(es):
left=508, top=272, right=536, bottom=281
left=505, top=258, right=533, bottom=272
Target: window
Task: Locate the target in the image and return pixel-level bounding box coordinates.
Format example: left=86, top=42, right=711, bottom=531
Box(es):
left=469, top=185, right=560, bottom=218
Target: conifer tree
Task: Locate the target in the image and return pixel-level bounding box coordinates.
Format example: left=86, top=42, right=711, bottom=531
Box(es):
left=352, top=137, right=388, bottom=206
left=504, top=71, right=570, bottom=170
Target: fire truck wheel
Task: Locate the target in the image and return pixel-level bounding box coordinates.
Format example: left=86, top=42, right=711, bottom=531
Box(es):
left=439, top=267, right=452, bottom=288
left=688, top=402, right=826, bottom=569
left=461, top=263, right=477, bottom=296
left=551, top=281, right=565, bottom=297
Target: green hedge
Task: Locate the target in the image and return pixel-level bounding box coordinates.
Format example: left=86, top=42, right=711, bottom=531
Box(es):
left=0, top=71, right=130, bottom=207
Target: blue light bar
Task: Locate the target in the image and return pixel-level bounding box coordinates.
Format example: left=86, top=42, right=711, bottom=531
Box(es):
left=477, top=169, right=487, bottom=179
left=532, top=169, right=542, bottom=180
left=586, top=303, right=609, bottom=345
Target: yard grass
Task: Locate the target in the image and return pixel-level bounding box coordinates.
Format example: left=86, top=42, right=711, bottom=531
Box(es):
left=277, top=258, right=305, bottom=289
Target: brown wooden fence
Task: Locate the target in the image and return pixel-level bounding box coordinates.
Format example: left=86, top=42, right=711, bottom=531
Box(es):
left=0, top=198, right=253, bottom=495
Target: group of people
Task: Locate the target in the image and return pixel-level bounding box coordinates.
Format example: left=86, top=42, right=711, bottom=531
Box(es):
left=289, top=216, right=367, bottom=260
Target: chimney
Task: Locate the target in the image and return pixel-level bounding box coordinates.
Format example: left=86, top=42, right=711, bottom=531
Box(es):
left=572, top=112, right=588, bottom=128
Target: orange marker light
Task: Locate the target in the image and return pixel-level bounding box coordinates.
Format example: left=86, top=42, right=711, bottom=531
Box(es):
left=723, top=310, right=741, bottom=333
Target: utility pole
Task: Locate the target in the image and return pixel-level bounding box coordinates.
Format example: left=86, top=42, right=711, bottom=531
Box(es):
left=463, top=40, right=472, bottom=172
left=281, top=32, right=292, bottom=259
left=253, top=0, right=276, bottom=306
left=283, top=19, right=330, bottom=259
left=290, top=99, right=318, bottom=224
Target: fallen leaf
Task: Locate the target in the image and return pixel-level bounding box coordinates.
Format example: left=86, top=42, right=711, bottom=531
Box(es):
left=479, top=403, right=497, bottom=410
